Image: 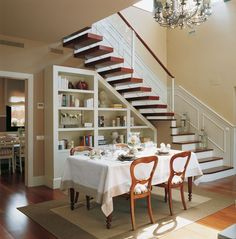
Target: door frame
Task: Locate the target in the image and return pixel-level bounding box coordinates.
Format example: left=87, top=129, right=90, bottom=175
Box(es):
left=0, top=70, right=34, bottom=187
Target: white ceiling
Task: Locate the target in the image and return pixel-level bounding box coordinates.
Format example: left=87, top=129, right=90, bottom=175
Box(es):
left=0, top=0, right=138, bottom=43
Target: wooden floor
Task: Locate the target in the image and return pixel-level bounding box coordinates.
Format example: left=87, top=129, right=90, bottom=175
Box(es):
left=0, top=173, right=235, bottom=238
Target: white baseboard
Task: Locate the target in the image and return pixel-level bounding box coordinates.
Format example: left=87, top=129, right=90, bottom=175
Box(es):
left=44, top=176, right=61, bottom=189
left=29, top=176, right=45, bottom=187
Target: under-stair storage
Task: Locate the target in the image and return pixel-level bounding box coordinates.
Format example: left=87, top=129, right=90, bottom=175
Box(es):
left=44, top=65, right=156, bottom=188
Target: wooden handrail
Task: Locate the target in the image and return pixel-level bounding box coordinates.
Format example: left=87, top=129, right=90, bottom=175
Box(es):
left=117, top=12, right=174, bottom=79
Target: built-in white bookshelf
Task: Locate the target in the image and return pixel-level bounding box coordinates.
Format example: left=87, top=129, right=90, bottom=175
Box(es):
left=44, top=65, right=156, bottom=188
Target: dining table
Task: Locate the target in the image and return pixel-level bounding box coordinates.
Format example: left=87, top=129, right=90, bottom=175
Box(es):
left=60, top=147, right=203, bottom=228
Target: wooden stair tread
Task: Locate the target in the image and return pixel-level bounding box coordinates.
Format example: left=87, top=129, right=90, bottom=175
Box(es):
left=171, top=132, right=195, bottom=136
left=85, top=56, right=124, bottom=68
left=99, top=67, right=133, bottom=78
left=135, top=104, right=167, bottom=109
left=192, top=148, right=214, bottom=153
left=126, top=96, right=160, bottom=101
left=109, top=77, right=143, bottom=86
left=63, top=27, right=91, bottom=42
left=118, top=87, right=151, bottom=94
left=202, top=166, right=234, bottom=175
left=63, top=33, right=103, bottom=49
left=74, top=45, right=113, bottom=59
left=198, top=157, right=223, bottom=164
left=172, top=140, right=200, bottom=145
left=142, top=112, right=174, bottom=117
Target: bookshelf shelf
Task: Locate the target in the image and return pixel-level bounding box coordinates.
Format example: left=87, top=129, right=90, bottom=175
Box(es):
left=58, top=127, right=94, bottom=132
left=58, top=89, right=94, bottom=94
left=98, top=108, right=127, bottom=111
left=58, top=107, right=93, bottom=111
left=98, top=126, right=127, bottom=130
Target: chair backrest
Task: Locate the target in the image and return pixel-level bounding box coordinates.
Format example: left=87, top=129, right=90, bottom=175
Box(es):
left=115, top=143, right=129, bottom=149
left=168, top=151, right=191, bottom=185
left=18, top=136, right=25, bottom=156
left=0, top=142, right=14, bottom=159
left=130, top=156, right=158, bottom=193
left=70, top=146, right=93, bottom=156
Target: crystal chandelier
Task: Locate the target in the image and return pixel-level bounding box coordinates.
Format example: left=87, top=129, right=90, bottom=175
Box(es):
left=153, top=0, right=212, bottom=29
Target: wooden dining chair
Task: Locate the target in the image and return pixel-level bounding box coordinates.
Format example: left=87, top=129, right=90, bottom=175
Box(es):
left=129, top=155, right=158, bottom=230
left=15, top=136, right=25, bottom=174
left=69, top=146, right=93, bottom=210
left=115, top=143, right=129, bottom=148
left=0, top=142, right=14, bottom=175
left=70, top=145, right=93, bottom=156
left=155, top=151, right=191, bottom=216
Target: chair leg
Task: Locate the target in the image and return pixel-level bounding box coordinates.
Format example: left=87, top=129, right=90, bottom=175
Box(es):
left=168, top=187, right=173, bottom=216
left=12, top=157, right=15, bottom=174
left=8, top=159, right=11, bottom=173
left=75, top=192, right=79, bottom=203
left=180, top=185, right=187, bottom=210
left=86, top=195, right=91, bottom=210
left=147, top=195, right=155, bottom=224
left=130, top=197, right=136, bottom=231
left=19, top=156, right=22, bottom=174
left=164, top=187, right=167, bottom=202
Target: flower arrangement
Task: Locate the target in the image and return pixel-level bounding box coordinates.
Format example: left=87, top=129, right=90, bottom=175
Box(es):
left=128, top=132, right=140, bottom=147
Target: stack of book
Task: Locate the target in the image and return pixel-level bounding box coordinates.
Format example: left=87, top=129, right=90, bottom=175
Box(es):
left=58, top=94, right=76, bottom=107
left=79, top=135, right=93, bottom=147
left=98, top=135, right=107, bottom=145
left=84, top=98, right=94, bottom=108
left=58, top=76, right=68, bottom=89
left=112, top=103, right=123, bottom=108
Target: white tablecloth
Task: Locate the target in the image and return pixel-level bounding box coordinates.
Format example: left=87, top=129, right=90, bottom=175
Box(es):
left=61, top=148, right=202, bottom=217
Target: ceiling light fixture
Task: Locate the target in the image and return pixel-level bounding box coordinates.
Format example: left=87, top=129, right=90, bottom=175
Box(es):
left=153, top=0, right=212, bottom=29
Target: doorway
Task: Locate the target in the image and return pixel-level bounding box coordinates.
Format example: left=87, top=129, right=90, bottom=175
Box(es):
left=0, top=71, right=33, bottom=186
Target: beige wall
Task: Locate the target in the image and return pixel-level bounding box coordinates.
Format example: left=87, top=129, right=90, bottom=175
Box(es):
left=167, top=1, right=236, bottom=124
left=121, top=6, right=167, bottom=65
left=0, top=34, right=83, bottom=176
left=0, top=79, right=5, bottom=115
left=120, top=7, right=169, bottom=88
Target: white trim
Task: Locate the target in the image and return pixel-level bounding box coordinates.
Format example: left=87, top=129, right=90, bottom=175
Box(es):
left=31, top=176, right=45, bottom=186
left=178, top=85, right=235, bottom=127
left=0, top=70, right=34, bottom=187
left=202, top=113, right=226, bottom=152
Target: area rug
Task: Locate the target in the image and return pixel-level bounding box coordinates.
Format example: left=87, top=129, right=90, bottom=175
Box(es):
left=18, top=186, right=234, bottom=239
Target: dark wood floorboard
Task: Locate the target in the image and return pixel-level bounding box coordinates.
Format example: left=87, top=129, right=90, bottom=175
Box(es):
left=0, top=173, right=235, bottom=238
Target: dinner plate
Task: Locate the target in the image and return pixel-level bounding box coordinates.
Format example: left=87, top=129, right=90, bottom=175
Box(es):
left=118, top=154, right=136, bottom=161
left=156, top=150, right=169, bottom=155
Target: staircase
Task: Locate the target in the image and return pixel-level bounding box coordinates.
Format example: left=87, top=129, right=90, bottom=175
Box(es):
left=62, top=27, right=174, bottom=121
left=62, top=16, right=234, bottom=182
left=154, top=119, right=234, bottom=182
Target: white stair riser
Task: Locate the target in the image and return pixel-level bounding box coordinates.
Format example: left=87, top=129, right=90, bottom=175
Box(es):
left=196, top=168, right=236, bottom=183
left=172, top=135, right=196, bottom=142
left=194, top=150, right=213, bottom=159
left=199, top=159, right=223, bottom=170
left=180, top=143, right=197, bottom=151
left=171, top=128, right=179, bottom=134
left=171, top=120, right=176, bottom=127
